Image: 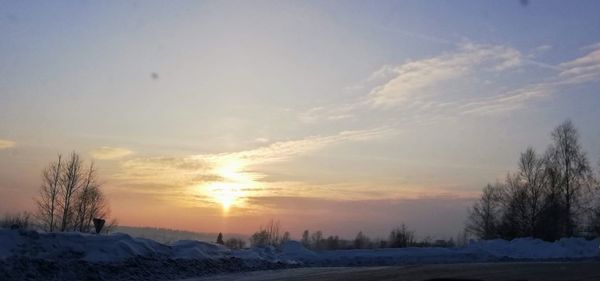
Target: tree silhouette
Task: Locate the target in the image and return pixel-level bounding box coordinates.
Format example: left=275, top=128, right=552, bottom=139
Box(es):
left=35, top=152, right=112, bottom=233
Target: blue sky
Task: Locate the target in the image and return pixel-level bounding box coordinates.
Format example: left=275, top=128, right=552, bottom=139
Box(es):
left=1, top=0, right=600, bottom=238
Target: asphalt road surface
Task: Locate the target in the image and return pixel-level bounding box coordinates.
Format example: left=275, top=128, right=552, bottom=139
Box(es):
left=182, top=262, right=600, bottom=281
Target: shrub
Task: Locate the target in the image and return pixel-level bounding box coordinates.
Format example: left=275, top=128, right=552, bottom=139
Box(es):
left=1, top=212, right=32, bottom=230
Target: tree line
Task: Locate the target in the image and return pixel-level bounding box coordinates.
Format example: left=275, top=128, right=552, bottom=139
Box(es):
left=298, top=224, right=463, bottom=250
left=239, top=220, right=464, bottom=251
left=466, top=120, right=600, bottom=241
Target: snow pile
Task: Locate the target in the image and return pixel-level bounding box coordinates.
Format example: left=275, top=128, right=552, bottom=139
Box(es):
left=1, top=229, right=599, bottom=264
left=278, top=238, right=600, bottom=265
left=1, top=230, right=170, bottom=262
left=0, top=229, right=294, bottom=280
left=1, top=228, right=600, bottom=280
left=280, top=243, right=480, bottom=265
left=171, top=240, right=230, bottom=259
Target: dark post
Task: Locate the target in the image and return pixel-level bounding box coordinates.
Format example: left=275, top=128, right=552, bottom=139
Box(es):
left=93, top=218, right=106, bottom=234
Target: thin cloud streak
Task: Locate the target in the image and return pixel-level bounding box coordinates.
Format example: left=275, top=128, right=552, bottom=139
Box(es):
left=112, top=128, right=395, bottom=202
left=461, top=43, right=600, bottom=115
left=367, top=43, right=523, bottom=108
left=300, top=42, right=524, bottom=122
left=89, top=146, right=133, bottom=160
left=0, top=139, right=16, bottom=150
left=300, top=41, right=600, bottom=121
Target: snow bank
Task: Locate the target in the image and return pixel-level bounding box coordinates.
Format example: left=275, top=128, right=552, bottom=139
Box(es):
left=277, top=238, right=600, bottom=266
left=1, top=228, right=599, bottom=280
left=1, top=229, right=599, bottom=264
left=171, top=240, right=230, bottom=259
left=0, top=229, right=171, bottom=262
left=468, top=237, right=600, bottom=259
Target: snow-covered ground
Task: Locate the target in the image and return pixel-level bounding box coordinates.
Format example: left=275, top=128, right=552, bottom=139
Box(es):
left=1, top=228, right=599, bottom=280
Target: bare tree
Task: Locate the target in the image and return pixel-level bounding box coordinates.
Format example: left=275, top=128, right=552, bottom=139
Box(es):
left=224, top=237, right=246, bottom=249
left=353, top=231, right=370, bottom=249
left=281, top=231, right=290, bottom=244
left=468, top=120, right=598, bottom=240
left=587, top=160, right=600, bottom=236
left=466, top=183, right=502, bottom=239
left=73, top=162, right=109, bottom=232
left=250, top=230, right=269, bottom=247
left=265, top=219, right=281, bottom=245
left=310, top=230, right=324, bottom=250
left=546, top=120, right=592, bottom=236
left=389, top=223, right=415, bottom=248
left=325, top=235, right=340, bottom=250
left=536, top=148, right=565, bottom=241
left=1, top=212, right=32, bottom=230
left=499, top=172, right=535, bottom=239
left=36, top=152, right=112, bottom=233
left=36, top=155, right=62, bottom=232
left=59, top=152, right=84, bottom=231
left=301, top=230, right=310, bottom=247
left=250, top=220, right=284, bottom=247
left=518, top=147, right=547, bottom=237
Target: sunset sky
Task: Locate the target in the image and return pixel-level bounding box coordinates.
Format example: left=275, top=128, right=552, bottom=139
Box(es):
left=1, top=1, right=600, bottom=239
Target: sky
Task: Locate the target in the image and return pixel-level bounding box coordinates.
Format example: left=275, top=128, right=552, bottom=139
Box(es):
left=1, top=0, right=600, bottom=240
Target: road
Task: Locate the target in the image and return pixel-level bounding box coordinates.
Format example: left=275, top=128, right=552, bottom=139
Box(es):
left=182, top=262, right=600, bottom=281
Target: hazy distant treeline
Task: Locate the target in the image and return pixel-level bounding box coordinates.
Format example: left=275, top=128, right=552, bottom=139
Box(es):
left=297, top=224, right=463, bottom=250
left=467, top=120, right=600, bottom=241
left=247, top=220, right=465, bottom=250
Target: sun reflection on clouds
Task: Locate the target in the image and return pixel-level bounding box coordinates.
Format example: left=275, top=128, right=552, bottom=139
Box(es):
left=116, top=129, right=391, bottom=213
left=207, top=182, right=243, bottom=211
left=199, top=158, right=257, bottom=212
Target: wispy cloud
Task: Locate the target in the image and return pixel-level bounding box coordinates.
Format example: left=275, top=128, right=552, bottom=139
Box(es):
left=459, top=83, right=551, bottom=115
left=114, top=128, right=394, bottom=196
left=254, top=137, right=270, bottom=144
left=368, top=43, right=522, bottom=108
left=89, top=146, right=133, bottom=160
left=534, top=44, right=553, bottom=53
left=300, top=42, right=523, bottom=121
left=557, top=43, right=600, bottom=84
left=199, top=128, right=391, bottom=165
left=460, top=43, right=600, bottom=115
left=0, top=139, right=16, bottom=150
left=299, top=103, right=366, bottom=123
left=301, top=41, right=600, bottom=121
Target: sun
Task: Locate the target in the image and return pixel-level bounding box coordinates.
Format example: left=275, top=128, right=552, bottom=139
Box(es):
left=211, top=182, right=242, bottom=211
left=203, top=159, right=255, bottom=212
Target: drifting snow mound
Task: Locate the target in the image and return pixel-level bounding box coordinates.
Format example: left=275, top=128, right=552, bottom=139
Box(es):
left=171, top=240, right=230, bottom=259
left=278, top=241, right=317, bottom=264
left=0, top=229, right=296, bottom=280
left=1, top=229, right=599, bottom=264
left=1, top=229, right=600, bottom=280
left=0, top=229, right=170, bottom=262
